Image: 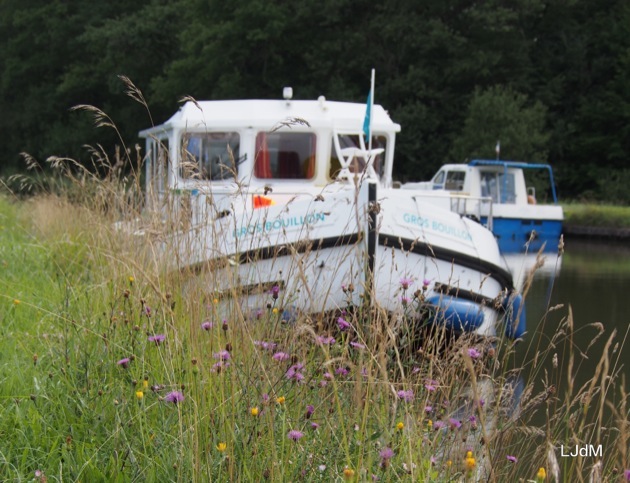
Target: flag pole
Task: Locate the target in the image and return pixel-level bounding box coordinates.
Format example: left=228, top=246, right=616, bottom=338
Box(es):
left=368, top=68, right=375, bottom=152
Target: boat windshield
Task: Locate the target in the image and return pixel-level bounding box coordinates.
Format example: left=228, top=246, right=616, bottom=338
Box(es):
left=181, top=132, right=240, bottom=180
left=254, top=132, right=317, bottom=179
left=329, top=133, right=387, bottom=180
left=481, top=171, right=516, bottom=203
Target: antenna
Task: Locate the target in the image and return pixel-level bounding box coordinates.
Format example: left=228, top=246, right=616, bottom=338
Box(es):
left=495, top=140, right=500, bottom=160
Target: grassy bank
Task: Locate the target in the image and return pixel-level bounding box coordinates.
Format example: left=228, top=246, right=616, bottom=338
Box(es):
left=562, top=202, right=630, bottom=229
left=0, top=187, right=628, bottom=482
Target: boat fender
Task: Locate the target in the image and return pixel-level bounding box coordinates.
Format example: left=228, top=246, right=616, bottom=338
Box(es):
left=502, top=293, right=526, bottom=339
left=426, top=295, right=484, bottom=333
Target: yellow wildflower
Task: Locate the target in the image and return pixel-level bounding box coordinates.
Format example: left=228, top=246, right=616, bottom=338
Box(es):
left=128, top=276, right=135, bottom=284
left=13, top=299, right=20, bottom=305
left=536, top=467, right=546, bottom=482
left=343, top=467, right=355, bottom=480
left=427, top=419, right=433, bottom=429
left=465, top=451, right=473, bottom=459
left=135, top=391, right=144, bottom=400
left=465, top=456, right=476, bottom=471
left=396, top=421, right=404, bottom=431
left=213, top=298, right=219, bottom=305
left=143, top=380, right=149, bottom=389
left=251, top=406, right=259, bottom=416
left=216, top=442, right=227, bottom=452
left=272, top=307, right=279, bottom=314
left=446, top=460, right=452, bottom=467
left=276, top=396, right=286, bottom=405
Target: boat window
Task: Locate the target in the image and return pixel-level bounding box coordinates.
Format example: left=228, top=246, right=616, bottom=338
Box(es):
left=480, top=171, right=516, bottom=203
left=432, top=170, right=445, bottom=188
left=445, top=171, right=465, bottom=191
left=329, top=134, right=386, bottom=179
left=181, top=132, right=240, bottom=180
left=147, top=138, right=169, bottom=208
left=255, top=132, right=316, bottom=179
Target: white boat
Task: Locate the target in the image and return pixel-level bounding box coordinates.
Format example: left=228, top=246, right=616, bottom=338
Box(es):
left=403, top=160, right=564, bottom=253
left=139, top=91, right=525, bottom=339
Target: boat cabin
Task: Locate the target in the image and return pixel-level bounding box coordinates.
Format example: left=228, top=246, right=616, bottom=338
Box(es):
left=139, top=94, right=401, bottom=215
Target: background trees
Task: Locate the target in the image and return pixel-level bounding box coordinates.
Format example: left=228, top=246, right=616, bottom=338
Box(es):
left=1, top=0, right=629, bottom=202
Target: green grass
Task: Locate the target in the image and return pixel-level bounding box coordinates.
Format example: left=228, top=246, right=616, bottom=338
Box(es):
left=562, top=202, right=630, bottom=228
left=0, top=186, right=628, bottom=482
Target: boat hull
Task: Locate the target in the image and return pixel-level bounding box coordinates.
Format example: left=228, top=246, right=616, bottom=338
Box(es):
left=483, top=216, right=563, bottom=253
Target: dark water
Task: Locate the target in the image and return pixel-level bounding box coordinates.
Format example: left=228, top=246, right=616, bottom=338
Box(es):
left=508, top=239, right=630, bottom=410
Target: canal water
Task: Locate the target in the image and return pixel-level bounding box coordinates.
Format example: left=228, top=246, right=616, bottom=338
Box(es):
left=505, top=238, right=630, bottom=423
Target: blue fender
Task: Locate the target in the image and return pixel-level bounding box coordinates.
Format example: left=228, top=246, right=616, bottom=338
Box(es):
left=426, top=295, right=485, bottom=333
left=502, top=293, right=526, bottom=339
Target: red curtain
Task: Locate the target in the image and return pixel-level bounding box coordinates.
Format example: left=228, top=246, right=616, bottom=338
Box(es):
left=255, top=133, right=272, bottom=178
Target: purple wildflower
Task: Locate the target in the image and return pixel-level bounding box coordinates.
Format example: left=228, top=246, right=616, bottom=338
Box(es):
left=164, top=391, right=185, bottom=404
left=143, top=305, right=152, bottom=317
left=467, top=347, right=481, bottom=359
left=400, top=296, right=410, bottom=305
left=310, top=422, right=320, bottom=430
left=335, top=367, right=349, bottom=376
left=623, top=469, right=630, bottom=481
left=400, top=277, right=413, bottom=290
left=272, top=351, right=290, bottom=361
left=424, top=379, right=438, bottom=392
left=201, top=320, right=213, bottom=331
left=315, top=335, right=335, bottom=345
left=449, top=418, right=462, bottom=429
left=148, top=334, right=166, bottom=345
left=287, top=429, right=304, bottom=441
left=211, top=361, right=230, bottom=372
left=349, top=341, right=365, bottom=349
left=286, top=363, right=305, bottom=382
left=433, top=421, right=446, bottom=430
left=397, top=389, right=414, bottom=402
left=254, top=340, right=277, bottom=351
left=422, top=279, right=431, bottom=288
left=507, top=455, right=518, bottom=463
left=323, top=372, right=333, bottom=380
left=411, top=366, right=421, bottom=375
left=305, top=404, right=315, bottom=418
left=337, top=317, right=351, bottom=331
left=270, top=284, right=280, bottom=300
left=379, top=447, right=394, bottom=462
left=213, top=350, right=231, bottom=361
left=424, top=405, right=433, bottom=413
left=117, top=358, right=130, bottom=369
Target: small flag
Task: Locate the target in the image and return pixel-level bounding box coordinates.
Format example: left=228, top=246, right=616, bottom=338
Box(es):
left=363, top=91, right=372, bottom=142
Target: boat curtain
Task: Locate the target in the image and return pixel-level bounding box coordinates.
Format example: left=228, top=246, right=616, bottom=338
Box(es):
left=255, top=133, right=272, bottom=178
left=305, top=137, right=316, bottom=179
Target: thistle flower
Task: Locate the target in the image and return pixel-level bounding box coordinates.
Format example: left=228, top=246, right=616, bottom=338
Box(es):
left=396, top=389, right=414, bottom=402
left=399, top=276, right=413, bottom=290
left=285, top=363, right=305, bottom=382
left=148, top=334, right=166, bottom=345
left=272, top=351, right=290, bottom=361
left=335, top=367, right=349, bottom=376
left=337, top=317, right=351, bottom=331
left=506, top=455, right=518, bottom=463
left=379, top=447, right=394, bottom=465
left=316, top=335, right=336, bottom=345
left=624, top=469, right=630, bottom=481
left=254, top=340, right=277, bottom=351
left=423, top=278, right=431, bottom=288
left=449, top=418, right=462, bottom=430
left=287, top=429, right=304, bottom=441
left=164, top=391, right=184, bottom=404
left=270, top=284, right=280, bottom=299
left=310, top=422, right=319, bottom=430
left=201, top=320, right=213, bottom=331
left=349, top=341, right=365, bottom=349
left=213, top=350, right=231, bottom=361
left=305, top=404, right=315, bottom=418
left=117, top=358, right=130, bottom=369
left=467, top=347, right=481, bottom=359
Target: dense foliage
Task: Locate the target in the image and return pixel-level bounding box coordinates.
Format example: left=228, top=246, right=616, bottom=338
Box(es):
left=2, top=0, right=630, bottom=202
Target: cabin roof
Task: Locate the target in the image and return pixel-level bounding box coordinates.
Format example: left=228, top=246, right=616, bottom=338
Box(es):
left=139, top=98, right=401, bottom=137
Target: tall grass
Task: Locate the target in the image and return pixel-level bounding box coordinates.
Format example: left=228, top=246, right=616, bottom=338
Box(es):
left=0, top=88, right=628, bottom=482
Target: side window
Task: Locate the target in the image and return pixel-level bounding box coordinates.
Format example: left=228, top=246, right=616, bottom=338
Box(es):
left=499, top=172, right=516, bottom=203
left=255, top=132, right=316, bottom=179
left=181, top=132, right=240, bottom=180
left=432, top=170, right=445, bottom=189
left=445, top=171, right=465, bottom=191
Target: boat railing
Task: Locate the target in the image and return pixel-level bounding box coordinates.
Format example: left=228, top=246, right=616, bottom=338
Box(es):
left=448, top=194, right=494, bottom=231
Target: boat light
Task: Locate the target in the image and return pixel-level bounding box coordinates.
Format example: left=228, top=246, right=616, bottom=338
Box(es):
left=283, top=87, right=293, bottom=101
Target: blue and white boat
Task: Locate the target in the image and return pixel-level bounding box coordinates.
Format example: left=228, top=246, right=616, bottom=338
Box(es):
left=403, top=160, right=563, bottom=253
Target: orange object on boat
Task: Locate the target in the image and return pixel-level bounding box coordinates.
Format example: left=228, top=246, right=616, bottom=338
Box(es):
left=253, top=195, right=276, bottom=208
